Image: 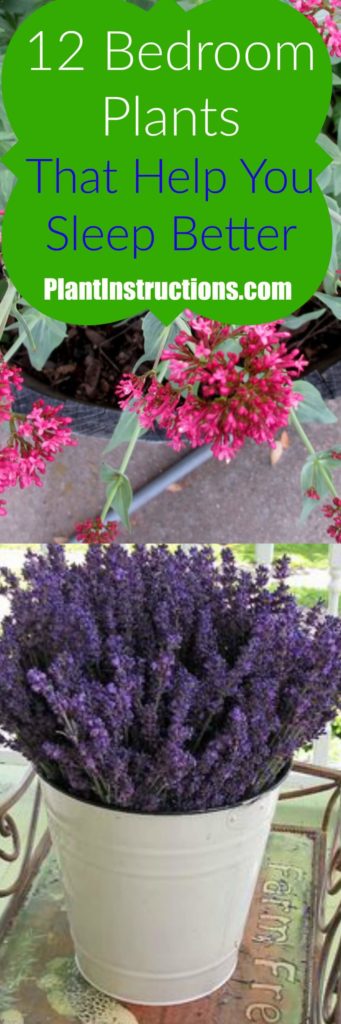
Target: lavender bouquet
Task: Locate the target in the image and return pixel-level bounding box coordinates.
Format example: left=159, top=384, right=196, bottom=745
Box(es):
left=0, top=545, right=340, bottom=813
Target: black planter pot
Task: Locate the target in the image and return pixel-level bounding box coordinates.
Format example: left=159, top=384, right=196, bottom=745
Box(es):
left=308, top=363, right=341, bottom=401
left=13, top=372, right=165, bottom=440
left=12, top=362, right=341, bottom=441
left=11, top=311, right=165, bottom=440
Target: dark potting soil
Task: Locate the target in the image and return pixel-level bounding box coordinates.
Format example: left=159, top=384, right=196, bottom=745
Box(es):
left=2, top=296, right=340, bottom=410
left=10, top=316, right=149, bottom=407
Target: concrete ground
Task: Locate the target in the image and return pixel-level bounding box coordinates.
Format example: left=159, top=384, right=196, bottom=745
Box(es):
left=0, top=397, right=340, bottom=543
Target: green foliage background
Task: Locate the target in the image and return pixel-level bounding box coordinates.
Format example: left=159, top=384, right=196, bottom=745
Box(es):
left=0, top=0, right=340, bottom=346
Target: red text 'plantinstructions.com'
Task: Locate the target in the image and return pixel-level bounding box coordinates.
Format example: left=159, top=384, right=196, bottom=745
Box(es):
left=1, top=0, right=334, bottom=325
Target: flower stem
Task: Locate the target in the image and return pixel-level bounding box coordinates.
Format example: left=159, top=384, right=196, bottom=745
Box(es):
left=290, top=409, right=338, bottom=498
left=101, top=419, right=142, bottom=522
left=290, top=410, right=316, bottom=457
left=100, top=328, right=171, bottom=523
left=3, top=337, right=23, bottom=363
left=317, top=463, right=338, bottom=500
left=11, top=303, right=37, bottom=352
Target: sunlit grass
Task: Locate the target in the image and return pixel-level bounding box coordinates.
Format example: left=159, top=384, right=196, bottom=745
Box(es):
left=230, top=544, right=329, bottom=570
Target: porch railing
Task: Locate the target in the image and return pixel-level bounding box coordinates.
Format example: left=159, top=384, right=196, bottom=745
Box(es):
left=255, top=544, right=341, bottom=769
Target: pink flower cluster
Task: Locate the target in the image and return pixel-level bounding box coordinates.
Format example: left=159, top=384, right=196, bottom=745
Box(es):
left=118, top=317, right=306, bottom=462
left=0, top=358, right=76, bottom=516
left=324, top=498, right=341, bottom=542
left=0, top=361, right=23, bottom=422
left=75, top=517, right=119, bottom=544
left=290, top=0, right=341, bottom=56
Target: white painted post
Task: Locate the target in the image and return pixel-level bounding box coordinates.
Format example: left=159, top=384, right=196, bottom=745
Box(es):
left=328, top=544, right=341, bottom=616
left=312, top=545, right=341, bottom=767
left=255, top=544, right=275, bottom=567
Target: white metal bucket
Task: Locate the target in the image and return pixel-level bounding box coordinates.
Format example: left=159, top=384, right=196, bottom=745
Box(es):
left=41, top=774, right=284, bottom=1006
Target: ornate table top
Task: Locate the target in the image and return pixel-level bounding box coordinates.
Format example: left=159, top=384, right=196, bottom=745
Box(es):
left=0, top=763, right=340, bottom=1024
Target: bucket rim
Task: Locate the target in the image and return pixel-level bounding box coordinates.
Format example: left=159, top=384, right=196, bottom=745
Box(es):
left=38, top=761, right=291, bottom=820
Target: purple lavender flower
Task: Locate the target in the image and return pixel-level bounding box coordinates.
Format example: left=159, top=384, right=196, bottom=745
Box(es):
left=0, top=546, right=340, bottom=813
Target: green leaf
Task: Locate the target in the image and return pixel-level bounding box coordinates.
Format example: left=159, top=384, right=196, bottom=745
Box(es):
left=113, top=474, right=133, bottom=529
left=300, top=457, right=315, bottom=495
left=142, top=313, right=169, bottom=361
left=101, top=464, right=117, bottom=484
left=4, top=0, right=41, bottom=12
left=6, top=306, right=67, bottom=369
left=134, top=312, right=187, bottom=372
left=301, top=457, right=332, bottom=498
left=175, top=314, right=191, bottom=335
left=317, top=132, right=341, bottom=163
left=0, top=280, right=16, bottom=337
left=292, top=381, right=337, bottom=425
left=100, top=468, right=133, bottom=529
left=325, top=238, right=341, bottom=296
left=215, top=338, right=242, bottom=356
left=142, top=313, right=183, bottom=362
left=283, top=309, right=325, bottom=331
left=310, top=447, right=341, bottom=465
left=132, top=353, right=152, bottom=372
left=159, top=358, right=171, bottom=380
left=0, top=56, right=15, bottom=140
left=104, top=409, right=145, bottom=453
left=0, top=164, right=15, bottom=206
left=300, top=493, right=323, bottom=524
left=315, top=292, right=341, bottom=320
left=323, top=197, right=341, bottom=294
left=0, top=136, right=16, bottom=160
left=299, top=451, right=338, bottom=522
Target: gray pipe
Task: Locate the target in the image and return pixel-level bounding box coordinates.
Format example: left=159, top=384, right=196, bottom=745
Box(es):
left=70, top=445, right=213, bottom=541
left=107, top=444, right=213, bottom=521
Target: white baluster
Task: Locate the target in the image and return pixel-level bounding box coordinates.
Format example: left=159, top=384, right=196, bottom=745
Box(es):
left=312, top=731, right=331, bottom=767
left=312, top=545, right=341, bottom=767
left=255, top=544, right=275, bottom=567
left=328, top=544, right=341, bottom=616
